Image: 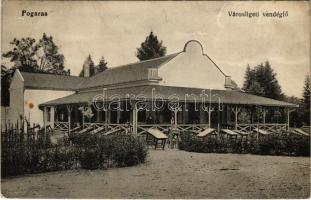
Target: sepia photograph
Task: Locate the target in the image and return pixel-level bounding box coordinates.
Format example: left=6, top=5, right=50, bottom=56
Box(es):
left=1, top=0, right=310, bottom=199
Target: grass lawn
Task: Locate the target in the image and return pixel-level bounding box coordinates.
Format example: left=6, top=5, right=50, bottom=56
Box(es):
left=1, top=149, right=310, bottom=198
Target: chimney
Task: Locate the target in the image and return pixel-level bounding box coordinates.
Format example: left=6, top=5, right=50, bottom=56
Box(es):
left=83, top=61, right=90, bottom=77
left=224, top=76, right=234, bottom=90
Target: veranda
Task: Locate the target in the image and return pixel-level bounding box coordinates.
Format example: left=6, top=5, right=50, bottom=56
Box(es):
left=43, top=99, right=293, bottom=135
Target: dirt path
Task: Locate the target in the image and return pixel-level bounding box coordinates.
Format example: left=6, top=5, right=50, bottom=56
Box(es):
left=1, top=150, right=310, bottom=198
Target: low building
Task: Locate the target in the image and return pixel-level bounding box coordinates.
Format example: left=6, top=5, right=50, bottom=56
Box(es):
left=6, top=40, right=297, bottom=134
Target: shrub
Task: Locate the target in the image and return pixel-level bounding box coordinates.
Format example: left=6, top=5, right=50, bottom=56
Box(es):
left=79, top=146, right=103, bottom=170
left=110, top=135, right=148, bottom=167
left=178, top=131, right=310, bottom=157
left=70, top=133, right=148, bottom=168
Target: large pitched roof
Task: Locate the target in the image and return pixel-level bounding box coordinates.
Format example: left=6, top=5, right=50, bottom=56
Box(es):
left=21, top=72, right=85, bottom=90
left=78, top=53, right=179, bottom=90
left=40, top=85, right=296, bottom=107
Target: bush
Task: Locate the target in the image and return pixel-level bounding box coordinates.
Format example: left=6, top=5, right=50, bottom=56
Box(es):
left=110, top=135, right=148, bottom=167
left=178, top=131, right=310, bottom=157
left=70, top=133, right=148, bottom=169
left=79, top=146, right=103, bottom=170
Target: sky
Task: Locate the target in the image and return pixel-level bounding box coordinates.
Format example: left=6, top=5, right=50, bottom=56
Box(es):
left=2, top=1, right=310, bottom=97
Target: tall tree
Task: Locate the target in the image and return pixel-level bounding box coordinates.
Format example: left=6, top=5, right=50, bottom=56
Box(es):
left=35, top=33, right=65, bottom=74
left=97, top=56, right=108, bottom=72
left=242, top=61, right=283, bottom=100
left=2, top=33, right=67, bottom=74
left=2, top=37, right=38, bottom=72
left=302, top=75, right=310, bottom=125
left=1, top=33, right=68, bottom=106
left=136, top=32, right=167, bottom=61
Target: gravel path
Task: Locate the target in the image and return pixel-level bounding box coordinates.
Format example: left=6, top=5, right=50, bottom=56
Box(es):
left=1, top=150, right=310, bottom=198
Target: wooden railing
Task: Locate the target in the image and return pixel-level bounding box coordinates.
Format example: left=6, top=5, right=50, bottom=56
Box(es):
left=136, top=124, right=210, bottom=135
left=236, top=123, right=288, bottom=133
left=54, top=122, right=69, bottom=131
left=54, top=122, right=288, bottom=135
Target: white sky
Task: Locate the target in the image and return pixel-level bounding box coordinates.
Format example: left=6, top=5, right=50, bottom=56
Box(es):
left=2, top=1, right=310, bottom=97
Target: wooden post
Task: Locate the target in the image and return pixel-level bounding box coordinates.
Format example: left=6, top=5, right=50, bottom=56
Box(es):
left=43, top=107, right=47, bottom=134
left=174, top=109, right=178, bottom=128
left=50, top=106, right=55, bottom=129
left=286, top=108, right=296, bottom=131
left=208, top=107, right=212, bottom=128
left=117, top=101, right=121, bottom=124
left=262, top=108, right=267, bottom=128
left=67, top=105, right=72, bottom=136
left=132, top=106, right=137, bottom=135
left=234, top=108, right=238, bottom=130
left=231, top=106, right=241, bottom=130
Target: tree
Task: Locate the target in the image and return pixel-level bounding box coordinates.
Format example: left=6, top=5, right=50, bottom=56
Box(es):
left=136, top=32, right=167, bottom=61
left=97, top=56, right=108, bottom=72
left=242, top=61, right=284, bottom=100
left=302, top=75, right=310, bottom=125
left=35, top=33, right=65, bottom=74
left=1, top=33, right=68, bottom=106
left=2, top=37, right=38, bottom=71
left=2, top=33, right=67, bottom=74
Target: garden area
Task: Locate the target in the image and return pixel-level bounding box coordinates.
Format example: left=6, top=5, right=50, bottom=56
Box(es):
left=1, top=126, right=148, bottom=177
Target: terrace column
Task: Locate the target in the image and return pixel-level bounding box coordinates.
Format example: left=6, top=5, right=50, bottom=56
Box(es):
left=262, top=108, right=267, bottom=127
left=231, top=106, right=241, bottom=130
left=116, top=101, right=121, bottom=123
left=50, top=106, right=55, bottom=129
left=43, top=107, right=47, bottom=134
left=173, top=109, right=178, bottom=128
left=208, top=107, right=213, bottom=128
left=132, top=106, right=137, bottom=134
left=286, top=108, right=296, bottom=130
left=67, top=105, right=72, bottom=135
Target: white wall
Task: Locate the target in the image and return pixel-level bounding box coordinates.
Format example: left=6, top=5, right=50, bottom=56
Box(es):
left=24, top=90, right=74, bottom=126
left=8, top=70, right=25, bottom=125
left=158, top=41, right=227, bottom=90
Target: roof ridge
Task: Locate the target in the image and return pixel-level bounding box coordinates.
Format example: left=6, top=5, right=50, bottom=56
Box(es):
left=20, top=71, right=85, bottom=79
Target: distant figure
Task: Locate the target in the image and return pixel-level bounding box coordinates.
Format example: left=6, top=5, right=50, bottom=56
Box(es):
left=125, top=120, right=130, bottom=134
left=146, top=115, right=154, bottom=124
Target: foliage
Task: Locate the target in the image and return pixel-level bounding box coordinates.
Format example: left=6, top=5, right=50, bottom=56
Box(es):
left=97, top=56, right=108, bottom=72
left=242, top=61, right=284, bottom=100
left=302, top=75, right=310, bottom=126
left=36, top=33, right=66, bottom=74
left=179, top=131, right=310, bottom=157
left=136, top=32, right=167, bottom=61
left=110, top=135, right=148, bottom=167
left=70, top=133, right=148, bottom=169
left=79, top=146, right=103, bottom=170
left=2, top=34, right=67, bottom=74
left=1, top=34, right=69, bottom=106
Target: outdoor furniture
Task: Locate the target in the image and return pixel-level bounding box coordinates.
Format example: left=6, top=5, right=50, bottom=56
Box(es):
left=233, top=130, right=249, bottom=136
left=233, top=129, right=249, bottom=141
left=220, top=129, right=238, bottom=140
left=197, top=128, right=216, bottom=138
left=146, top=128, right=168, bottom=150
left=253, top=128, right=271, bottom=135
